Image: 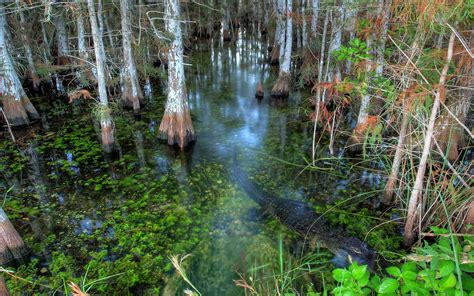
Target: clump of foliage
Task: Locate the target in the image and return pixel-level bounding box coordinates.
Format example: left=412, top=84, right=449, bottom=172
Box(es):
left=331, top=228, right=474, bottom=295
left=334, top=38, right=371, bottom=64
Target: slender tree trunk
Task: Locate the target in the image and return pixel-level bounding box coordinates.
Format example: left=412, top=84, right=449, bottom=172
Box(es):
left=281, top=0, right=293, bottom=74
left=120, top=0, right=144, bottom=114
left=375, top=0, right=391, bottom=76
left=222, top=0, right=232, bottom=41
left=159, top=0, right=196, bottom=148
left=344, top=0, right=356, bottom=73
left=17, top=2, right=40, bottom=91
left=271, top=0, right=292, bottom=98
left=404, top=32, right=455, bottom=246
left=329, top=4, right=343, bottom=81
left=87, top=0, right=115, bottom=153
left=75, top=1, right=95, bottom=84
left=76, top=3, right=88, bottom=61
left=301, top=0, right=308, bottom=48
left=311, top=12, right=329, bottom=161
left=263, top=0, right=269, bottom=33
left=0, top=4, right=40, bottom=126
left=278, top=0, right=286, bottom=66
left=97, top=0, right=110, bottom=80
left=103, top=11, right=116, bottom=49
left=40, top=21, right=52, bottom=67
left=270, top=0, right=285, bottom=65
left=356, top=7, right=374, bottom=125
left=383, top=102, right=410, bottom=205
left=53, top=8, right=69, bottom=65
left=311, top=0, right=320, bottom=39
left=76, top=0, right=89, bottom=61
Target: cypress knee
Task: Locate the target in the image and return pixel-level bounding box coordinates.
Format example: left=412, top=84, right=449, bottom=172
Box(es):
left=255, top=81, right=264, bottom=99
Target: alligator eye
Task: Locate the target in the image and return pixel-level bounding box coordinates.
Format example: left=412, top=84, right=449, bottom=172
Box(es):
left=349, top=246, right=362, bottom=254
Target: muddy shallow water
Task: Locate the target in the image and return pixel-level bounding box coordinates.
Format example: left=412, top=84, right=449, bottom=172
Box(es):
left=0, top=31, right=391, bottom=295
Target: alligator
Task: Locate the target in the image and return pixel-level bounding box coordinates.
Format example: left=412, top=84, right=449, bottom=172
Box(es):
left=232, top=161, right=388, bottom=272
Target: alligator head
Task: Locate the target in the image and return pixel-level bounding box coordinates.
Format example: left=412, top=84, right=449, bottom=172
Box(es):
left=332, top=236, right=385, bottom=272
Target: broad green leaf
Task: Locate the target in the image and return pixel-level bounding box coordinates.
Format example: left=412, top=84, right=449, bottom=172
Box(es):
left=461, top=274, right=474, bottom=291
left=419, top=269, right=436, bottom=281
left=386, top=266, right=401, bottom=277
left=377, top=278, right=399, bottom=294
left=332, top=286, right=352, bottom=295
left=431, top=227, right=448, bottom=235
left=358, top=272, right=370, bottom=287
left=352, top=264, right=368, bottom=280
left=461, top=263, right=474, bottom=273
left=440, top=273, right=457, bottom=289
left=402, top=262, right=417, bottom=272
left=370, top=274, right=381, bottom=289
left=404, top=280, right=417, bottom=291
left=333, top=269, right=352, bottom=282
left=401, top=270, right=418, bottom=281
left=438, top=260, right=455, bottom=278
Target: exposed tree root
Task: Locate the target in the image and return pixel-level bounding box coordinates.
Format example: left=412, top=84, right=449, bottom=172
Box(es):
left=0, top=209, right=28, bottom=265
left=121, top=82, right=144, bottom=115
left=1, top=95, right=40, bottom=126
left=159, top=111, right=196, bottom=148
left=270, top=74, right=290, bottom=98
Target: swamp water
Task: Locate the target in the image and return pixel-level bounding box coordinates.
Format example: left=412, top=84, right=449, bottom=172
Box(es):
left=0, top=33, right=397, bottom=295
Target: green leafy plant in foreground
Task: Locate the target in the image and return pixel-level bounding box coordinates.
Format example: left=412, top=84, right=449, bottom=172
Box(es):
left=334, top=38, right=371, bottom=64
left=331, top=228, right=474, bottom=295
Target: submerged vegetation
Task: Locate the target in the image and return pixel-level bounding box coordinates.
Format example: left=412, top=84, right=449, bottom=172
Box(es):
left=0, top=0, right=472, bottom=295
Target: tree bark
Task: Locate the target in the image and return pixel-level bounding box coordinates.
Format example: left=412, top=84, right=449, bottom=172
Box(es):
left=311, top=0, right=320, bottom=39
left=87, top=0, right=115, bottom=153
left=53, top=7, right=69, bottom=65
left=120, top=0, right=144, bottom=114
left=0, top=276, right=9, bottom=296
left=383, top=102, right=410, bottom=205
left=356, top=28, right=374, bottom=125
left=301, top=0, right=308, bottom=48
left=404, top=31, right=456, bottom=246
left=0, top=4, right=40, bottom=126
left=278, top=0, right=286, bottom=66
left=329, top=4, right=344, bottom=81
left=375, top=0, right=391, bottom=76
left=222, top=0, right=232, bottom=41
left=271, top=0, right=293, bottom=98
left=270, top=0, right=285, bottom=65
left=75, top=1, right=96, bottom=84
left=281, top=0, right=293, bottom=75
left=159, top=0, right=196, bottom=148
left=17, top=2, right=40, bottom=91
left=0, top=208, right=28, bottom=265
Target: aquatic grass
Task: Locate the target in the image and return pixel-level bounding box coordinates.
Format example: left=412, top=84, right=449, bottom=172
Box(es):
left=235, top=236, right=332, bottom=295
left=170, top=254, right=201, bottom=296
